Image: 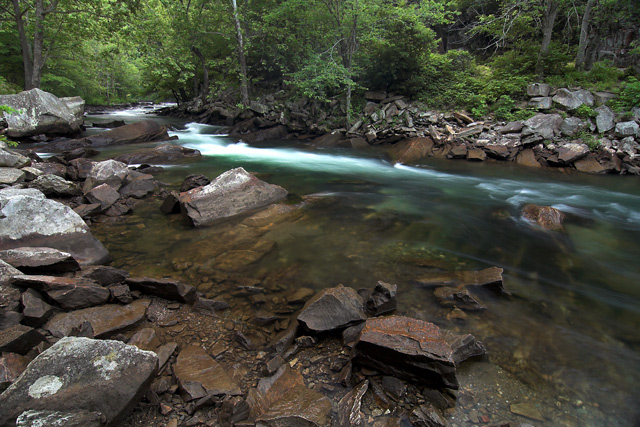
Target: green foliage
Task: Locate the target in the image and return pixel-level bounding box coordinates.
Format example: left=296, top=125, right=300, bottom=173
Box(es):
left=577, top=131, right=600, bottom=151
left=546, top=61, right=625, bottom=92
left=493, top=95, right=515, bottom=121
left=610, top=77, right=640, bottom=111
left=1, top=105, right=18, bottom=147
left=287, top=54, right=355, bottom=102
left=575, top=104, right=598, bottom=119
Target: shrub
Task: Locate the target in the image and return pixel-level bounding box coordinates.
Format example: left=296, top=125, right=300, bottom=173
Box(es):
left=610, top=76, right=640, bottom=111
left=576, top=104, right=598, bottom=119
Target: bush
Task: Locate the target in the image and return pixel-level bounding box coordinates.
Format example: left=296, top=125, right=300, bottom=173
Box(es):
left=610, top=76, right=640, bottom=111
left=575, top=104, right=598, bottom=119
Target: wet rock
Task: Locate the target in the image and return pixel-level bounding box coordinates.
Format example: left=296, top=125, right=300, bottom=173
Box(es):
left=0, top=167, right=25, bottom=185
left=179, top=174, right=210, bottom=192
left=0, top=147, right=30, bottom=169
left=467, top=148, right=486, bottom=161
left=0, top=89, right=83, bottom=138
left=0, top=188, right=110, bottom=265
left=15, top=409, right=105, bottom=427
left=415, top=267, right=507, bottom=295
left=20, top=289, right=54, bottom=327
left=510, top=402, right=545, bottom=421
left=266, top=320, right=298, bottom=355
left=516, top=148, right=541, bottom=168
left=29, top=175, right=80, bottom=197
left=311, top=132, right=347, bottom=147
left=0, top=336, right=158, bottom=426
left=92, top=119, right=126, bottom=129
left=557, top=142, right=590, bottom=164
left=522, top=204, right=565, bottom=231
left=594, top=105, right=615, bottom=134
left=297, top=284, right=367, bottom=333
left=219, top=396, right=250, bottom=425
left=433, top=287, right=486, bottom=311
left=179, top=167, right=288, bottom=227
left=0, top=247, right=80, bottom=274
left=125, top=277, right=197, bottom=304
left=286, top=287, right=315, bottom=305
left=338, top=380, right=368, bottom=426
left=118, top=175, right=156, bottom=199
left=159, top=191, right=180, bottom=214
left=247, top=364, right=332, bottom=426
left=83, top=160, right=129, bottom=192
left=108, top=284, right=132, bottom=304
left=523, top=114, right=563, bottom=140
left=353, top=316, right=486, bottom=389
left=173, top=345, right=241, bottom=400
left=0, top=324, right=45, bottom=355
left=410, top=403, right=448, bottom=427
left=12, top=275, right=110, bottom=310
left=574, top=154, right=611, bottom=174
left=0, top=352, right=30, bottom=392
left=79, top=266, right=129, bottom=287
left=85, top=183, right=121, bottom=211
left=114, top=143, right=201, bottom=165
left=364, top=281, right=397, bottom=316
left=44, top=298, right=150, bottom=338
left=389, top=138, right=433, bottom=164
left=81, top=120, right=170, bottom=147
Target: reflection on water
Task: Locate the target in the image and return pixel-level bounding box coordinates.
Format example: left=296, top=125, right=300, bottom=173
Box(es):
left=91, top=115, right=640, bottom=425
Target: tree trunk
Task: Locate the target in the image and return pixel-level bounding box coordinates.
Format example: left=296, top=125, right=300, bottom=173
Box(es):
left=191, top=46, right=209, bottom=100
left=31, top=0, right=47, bottom=89
left=11, top=0, right=34, bottom=90
left=344, top=0, right=358, bottom=128
left=535, top=0, right=559, bottom=77
left=575, top=0, right=597, bottom=70
left=231, top=0, right=249, bottom=107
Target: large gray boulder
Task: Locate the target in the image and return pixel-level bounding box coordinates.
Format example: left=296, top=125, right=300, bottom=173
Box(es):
left=552, top=88, right=594, bottom=111
left=0, top=147, right=30, bottom=168
left=0, top=89, right=84, bottom=137
left=83, top=160, right=129, bottom=192
left=179, top=167, right=288, bottom=227
left=595, top=105, right=615, bottom=134
left=0, top=336, right=158, bottom=427
left=523, top=114, right=563, bottom=140
left=0, top=188, right=110, bottom=265
left=81, top=120, right=170, bottom=147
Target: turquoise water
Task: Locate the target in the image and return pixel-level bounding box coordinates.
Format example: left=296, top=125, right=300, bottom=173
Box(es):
left=91, top=114, right=640, bottom=425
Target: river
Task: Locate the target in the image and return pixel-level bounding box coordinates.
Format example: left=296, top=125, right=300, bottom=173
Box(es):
left=89, top=107, right=640, bottom=425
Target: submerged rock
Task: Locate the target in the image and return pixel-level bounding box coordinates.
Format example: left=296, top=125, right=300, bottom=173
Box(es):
left=179, top=167, right=288, bottom=227
left=297, top=284, right=367, bottom=333
left=353, top=315, right=486, bottom=389
left=0, top=336, right=158, bottom=427
left=522, top=204, right=565, bottom=231
left=0, top=189, right=110, bottom=265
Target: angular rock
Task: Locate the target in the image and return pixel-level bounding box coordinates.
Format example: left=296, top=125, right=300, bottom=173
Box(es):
left=595, top=105, right=615, bottom=134
left=179, top=167, right=288, bottom=227
left=0, top=247, right=80, bottom=274
left=0, top=89, right=83, bottom=137
left=353, top=316, right=486, bottom=389
left=311, top=132, right=347, bottom=147
left=528, top=97, right=552, bottom=110
left=338, top=380, right=368, bottom=427
left=593, top=91, right=618, bottom=106
left=0, top=260, right=22, bottom=287
left=44, top=299, right=150, bottom=338
left=527, top=83, right=550, bottom=97
left=127, top=328, right=160, bottom=352
left=557, top=142, right=590, bottom=164
left=68, top=158, right=95, bottom=180
left=92, top=119, right=126, bottom=129
left=173, top=345, right=241, bottom=400
left=433, top=287, right=486, bottom=311
left=523, top=114, right=563, bottom=140
left=415, top=267, right=507, bottom=294
left=0, top=167, right=25, bottom=185
left=15, top=410, right=105, bottom=427
left=11, top=275, right=110, bottom=310
left=553, top=88, right=590, bottom=111
left=29, top=175, right=80, bottom=197
left=0, top=188, right=110, bottom=265
left=0, top=324, right=45, bottom=355
left=19, top=167, right=42, bottom=181
left=179, top=174, right=210, bottom=192
left=20, top=289, right=54, bottom=327
left=389, top=138, right=433, bottom=164
left=0, top=352, right=30, bottom=392
left=125, top=277, right=197, bottom=304
left=85, top=183, right=120, bottom=211
left=522, top=204, right=564, bottom=231
left=159, top=192, right=180, bottom=214
left=247, top=364, right=332, bottom=426
left=83, top=160, right=129, bottom=191
left=0, top=147, right=30, bottom=169
left=516, top=149, right=541, bottom=168
left=79, top=266, right=129, bottom=287
left=72, top=204, right=101, bottom=219
left=615, top=121, right=639, bottom=138
left=80, top=120, right=170, bottom=147
left=498, top=122, right=523, bottom=134
left=467, top=148, right=486, bottom=161
left=0, top=336, right=158, bottom=426
left=364, top=281, right=397, bottom=316
left=574, top=154, right=611, bottom=174
left=118, top=174, right=156, bottom=199
left=114, top=143, right=201, bottom=165
left=559, top=117, right=585, bottom=136
left=484, top=144, right=512, bottom=160
left=297, top=284, right=367, bottom=333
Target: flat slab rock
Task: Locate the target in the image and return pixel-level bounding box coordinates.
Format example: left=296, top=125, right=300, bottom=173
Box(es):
left=125, top=277, right=196, bottom=304
left=353, top=315, right=486, bottom=389
left=0, top=336, right=158, bottom=427
left=297, top=284, right=367, bottom=333
left=44, top=298, right=150, bottom=338
left=415, top=266, right=507, bottom=295
left=0, top=247, right=80, bottom=274
left=12, top=275, right=110, bottom=310
left=179, top=167, right=288, bottom=227
left=173, top=345, right=241, bottom=400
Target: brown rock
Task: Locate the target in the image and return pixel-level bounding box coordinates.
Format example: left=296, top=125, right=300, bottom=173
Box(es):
left=127, top=327, right=161, bottom=351
left=82, top=120, right=170, bottom=147
left=0, top=247, right=80, bottom=274
left=173, top=345, right=241, bottom=399
left=522, top=204, right=565, bottom=231
left=389, top=137, right=434, bottom=164
left=297, top=284, right=367, bottom=333
left=11, top=275, right=110, bottom=310
left=433, top=287, right=486, bottom=311
left=85, top=183, right=120, bottom=210
left=574, top=154, right=611, bottom=174
left=20, top=288, right=54, bottom=327
left=338, top=380, right=368, bottom=426
left=0, top=324, right=45, bottom=355
left=125, top=277, right=197, bottom=304
left=466, top=148, right=486, bottom=161
left=516, top=148, right=541, bottom=168
left=415, top=267, right=507, bottom=295
left=0, top=352, right=30, bottom=391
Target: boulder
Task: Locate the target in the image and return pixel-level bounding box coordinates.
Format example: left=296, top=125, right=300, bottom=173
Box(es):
left=353, top=316, right=486, bottom=389
left=364, top=281, right=397, bottom=316
left=552, top=88, right=593, bottom=111
left=0, top=336, right=158, bottom=427
left=92, top=119, right=126, bottom=129
left=179, top=167, right=288, bottom=227
left=365, top=91, right=387, bottom=101
left=527, top=83, right=551, bottom=97
left=528, top=97, right=552, bottom=110
left=297, top=284, right=367, bottom=333
left=173, top=345, right=241, bottom=400
left=523, top=114, right=563, bottom=140
left=44, top=299, right=150, bottom=338
left=0, top=247, right=80, bottom=274
left=0, top=324, right=45, bottom=355
left=522, top=204, right=565, bottom=231
left=0, top=168, right=25, bottom=185
left=20, top=289, right=54, bottom=327
left=179, top=174, right=210, bottom=192
left=467, top=148, right=486, bottom=161
left=593, top=91, right=618, bottom=106
left=118, top=175, right=156, bottom=199
left=114, top=143, right=201, bottom=165
left=0, top=188, right=110, bottom=265
left=516, top=148, right=541, bottom=168
left=80, top=120, right=170, bottom=147
left=557, top=142, right=590, bottom=164
left=11, top=275, right=110, bottom=311
left=389, top=138, right=433, bottom=164
left=311, top=132, right=347, bottom=147
left=247, top=364, right=332, bottom=426
left=498, top=122, right=523, bottom=134
left=125, top=277, right=197, bottom=304
left=83, top=160, right=129, bottom=191
left=560, top=117, right=585, bottom=136
left=29, top=175, right=80, bottom=197
left=85, top=183, right=120, bottom=210
left=574, top=154, right=611, bottom=174
left=594, top=105, right=615, bottom=134
left=0, top=147, right=30, bottom=168
left=238, top=125, right=290, bottom=143
left=0, top=89, right=84, bottom=138
left=615, top=121, right=640, bottom=138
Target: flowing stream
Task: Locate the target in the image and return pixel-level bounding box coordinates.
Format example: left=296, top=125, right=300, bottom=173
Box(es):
left=90, top=109, right=640, bottom=425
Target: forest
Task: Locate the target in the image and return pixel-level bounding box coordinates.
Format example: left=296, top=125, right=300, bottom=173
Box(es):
left=1, top=0, right=639, bottom=119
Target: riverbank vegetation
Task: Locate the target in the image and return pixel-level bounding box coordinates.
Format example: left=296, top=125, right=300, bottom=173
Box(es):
left=1, top=0, right=638, bottom=118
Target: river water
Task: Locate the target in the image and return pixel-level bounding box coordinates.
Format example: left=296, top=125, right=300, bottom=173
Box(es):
left=89, top=108, right=640, bottom=425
